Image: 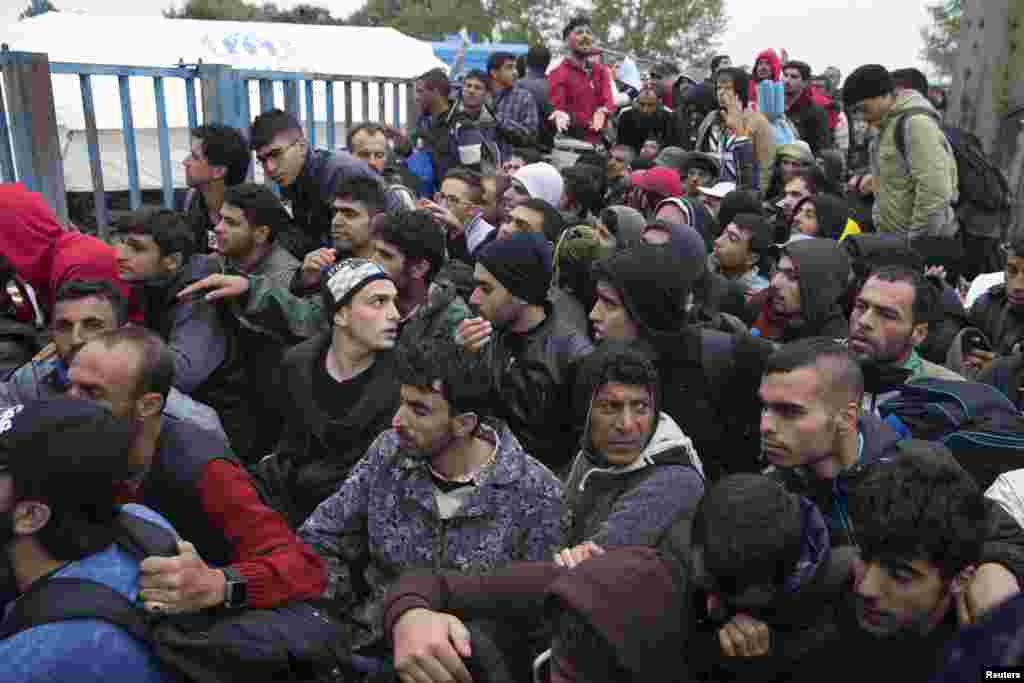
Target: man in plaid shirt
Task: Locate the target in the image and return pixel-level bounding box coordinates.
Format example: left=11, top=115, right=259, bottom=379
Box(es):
left=486, top=51, right=539, bottom=160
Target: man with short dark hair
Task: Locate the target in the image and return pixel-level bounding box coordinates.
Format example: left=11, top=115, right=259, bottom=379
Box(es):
left=214, top=183, right=299, bottom=290
left=710, top=213, right=773, bottom=298
left=616, top=87, right=675, bottom=156
left=548, top=15, right=616, bottom=143
left=758, top=338, right=1024, bottom=637
left=497, top=197, right=564, bottom=243
left=424, top=168, right=498, bottom=264
left=842, top=64, right=957, bottom=242
left=458, top=232, right=593, bottom=472
left=848, top=266, right=964, bottom=401
left=182, top=123, right=251, bottom=254
left=0, top=398, right=177, bottom=681
left=299, top=336, right=563, bottom=659
left=675, top=54, right=731, bottom=150
left=67, top=328, right=326, bottom=613
left=969, top=239, right=1024, bottom=382
left=348, top=122, right=419, bottom=210
left=486, top=51, right=539, bottom=158
left=605, top=144, right=634, bottom=205
left=0, top=279, right=223, bottom=437
left=250, top=108, right=379, bottom=257
left=520, top=45, right=553, bottom=150
left=782, top=60, right=830, bottom=154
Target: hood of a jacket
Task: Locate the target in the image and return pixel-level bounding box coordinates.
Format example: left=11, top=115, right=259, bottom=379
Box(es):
left=752, top=49, right=782, bottom=81
left=547, top=547, right=688, bottom=682
left=0, top=182, right=63, bottom=299
left=605, top=205, right=645, bottom=249
left=784, top=238, right=851, bottom=334
left=596, top=243, right=698, bottom=342
left=808, top=194, right=851, bottom=240
left=573, top=412, right=704, bottom=492
left=857, top=413, right=903, bottom=466
left=881, top=89, right=940, bottom=130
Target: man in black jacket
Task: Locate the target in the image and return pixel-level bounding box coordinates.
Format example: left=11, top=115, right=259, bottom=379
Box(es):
left=456, top=232, right=593, bottom=473
left=589, top=238, right=773, bottom=479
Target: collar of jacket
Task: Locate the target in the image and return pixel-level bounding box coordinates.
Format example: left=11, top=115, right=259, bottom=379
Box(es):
left=283, top=330, right=396, bottom=442
left=394, top=422, right=530, bottom=516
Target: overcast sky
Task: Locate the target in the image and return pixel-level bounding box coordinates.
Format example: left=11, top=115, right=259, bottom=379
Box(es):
left=3, top=0, right=935, bottom=81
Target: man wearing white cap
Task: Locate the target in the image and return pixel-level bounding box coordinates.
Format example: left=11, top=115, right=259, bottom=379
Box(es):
left=698, top=181, right=737, bottom=220
left=502, top=162, right=565, bottom=211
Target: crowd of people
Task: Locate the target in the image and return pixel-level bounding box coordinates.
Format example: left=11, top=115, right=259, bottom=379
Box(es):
left=0, top=12, right=1022, bottom=683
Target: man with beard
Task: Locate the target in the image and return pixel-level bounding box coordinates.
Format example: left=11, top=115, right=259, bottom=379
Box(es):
left=758, top=340, right=1023, bottom=639
left=616, top=87, right=675, bottom=156
left=0, top=279, right=223, bottom=437
left=710, top=213, right=773, bottom=299
left=967, top=237, right=1024, bottom=376
left=0, top=399, right=177, bottom=681
left=548, top=15, right=616, bottom=144
left=782, top=60, right=830, bottom=155
left=298, top=336, right=562, bottom=663
left=296, top=174, right=388, bottom=294
left=212, top=183, right=299, bottom=291
left=66, top=327, right=325, bottom=613
left=749, top=238, right=851, bottom=343
left=847, top=267, right=963, bottom=411
left=181, top=124, right=251, bottom=254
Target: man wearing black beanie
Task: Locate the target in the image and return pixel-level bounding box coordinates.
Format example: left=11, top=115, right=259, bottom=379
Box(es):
left=842, top=64, right=958, bottom=248
left=457, top=232, right=593, bottom=472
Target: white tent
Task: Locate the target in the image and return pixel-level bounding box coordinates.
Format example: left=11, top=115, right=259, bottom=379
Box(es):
left=1, top=13, right=446, bottom=191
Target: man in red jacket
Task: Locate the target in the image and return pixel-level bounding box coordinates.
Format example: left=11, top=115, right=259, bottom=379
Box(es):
left=547, top=15, right=616, bottom=144
left=67, top=326, right=325, bottom=612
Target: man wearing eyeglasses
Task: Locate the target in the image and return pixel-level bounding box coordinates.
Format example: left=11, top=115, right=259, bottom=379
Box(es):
left=250, top=109, right=380, bottom=259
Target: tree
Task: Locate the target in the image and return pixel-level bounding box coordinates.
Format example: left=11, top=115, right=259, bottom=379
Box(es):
left=589, top=0, right=727, bottom=69
left=165, top=0, right=345, bottom=24
left=346, top=0, right=491, bottom=40
left=920, top=0, right=961, bottom=80
left=18, top=0, right=58, bottom=20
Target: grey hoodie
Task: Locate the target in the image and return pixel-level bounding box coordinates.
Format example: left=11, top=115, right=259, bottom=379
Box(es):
left=563, top=412, right=705, bottom=548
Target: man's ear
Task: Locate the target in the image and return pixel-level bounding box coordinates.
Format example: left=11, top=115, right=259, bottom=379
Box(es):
left=451, top=411, right=479, bottom=439
left=12, top=500, right=51, bottom=537
left=161, top=252, right=184, bottom=274
left=910, top=321, right=929, bottom=348
left=333, top=306, right=349, bottom=329
left=253, top=224, right=272, bottom=246
left=136, top=391, right=164, bottom=420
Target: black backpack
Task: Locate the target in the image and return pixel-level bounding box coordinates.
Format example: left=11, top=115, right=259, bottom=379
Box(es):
left=877, top=378, right=1024, bottom=491
left=895, top=108, right=1013, bottom=237
left=0, top=511, right=350, bottom=682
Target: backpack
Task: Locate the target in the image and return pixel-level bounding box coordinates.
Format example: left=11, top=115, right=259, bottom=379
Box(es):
left=895, top=108, right=1013, bottom=237
left=877, top=378, right=1024, bottom=490
left=0, top=511, right=350, bottom=683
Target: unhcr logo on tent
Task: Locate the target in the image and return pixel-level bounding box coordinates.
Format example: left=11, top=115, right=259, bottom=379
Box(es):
left=201, top=32, right=298, bottom=68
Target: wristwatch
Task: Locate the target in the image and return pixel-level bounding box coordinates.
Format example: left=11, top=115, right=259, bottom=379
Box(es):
left=222, top=567, right=248, bottom=609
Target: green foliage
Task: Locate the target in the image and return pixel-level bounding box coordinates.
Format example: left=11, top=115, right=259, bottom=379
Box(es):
left=919, top=0, right=961, bottom=79
left=18, top=0, right=59, bottom=20
left=346, top=0, right=558, bottom=44
left=589, top=0, right=728, bottom=69
left=164, top=0, right=345, bottom=24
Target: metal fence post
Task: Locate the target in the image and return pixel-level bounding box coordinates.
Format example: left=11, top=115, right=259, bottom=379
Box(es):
left=1, top=51, right=68, bottom=220
left=199, top=64, right=242, bottom=130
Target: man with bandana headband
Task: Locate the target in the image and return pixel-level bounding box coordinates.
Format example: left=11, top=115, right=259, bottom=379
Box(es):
left=298, top=336, right=562, bottom=663
left=547, top=15, right=616, bottom=144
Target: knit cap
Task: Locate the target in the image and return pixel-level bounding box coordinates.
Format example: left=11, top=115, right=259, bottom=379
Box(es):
left=477, top=231, right=553, bottom=305
left=322, top=258, right=391, bottom=312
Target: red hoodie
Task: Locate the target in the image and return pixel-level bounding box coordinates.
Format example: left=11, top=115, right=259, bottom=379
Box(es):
left=748, top=48, right=782, bottom=108
left=0, top=183, right=134, bottom=314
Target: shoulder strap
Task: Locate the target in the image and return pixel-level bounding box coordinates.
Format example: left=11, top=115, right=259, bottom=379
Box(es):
left=113, top=510, right=180, bottom=560
left=0, top=577, right=151, bottom=643
left=894, top=107, right=941, bottom=162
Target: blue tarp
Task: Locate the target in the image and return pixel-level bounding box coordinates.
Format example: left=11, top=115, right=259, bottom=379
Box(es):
left=431, top=41, right=528, bottom=75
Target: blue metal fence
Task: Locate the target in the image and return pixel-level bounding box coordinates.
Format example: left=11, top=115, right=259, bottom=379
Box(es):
left=0, top=49, right=417, bottom=236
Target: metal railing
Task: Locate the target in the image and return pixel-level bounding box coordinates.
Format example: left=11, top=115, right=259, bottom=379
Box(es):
left=0, top=49, right=416, bottom=237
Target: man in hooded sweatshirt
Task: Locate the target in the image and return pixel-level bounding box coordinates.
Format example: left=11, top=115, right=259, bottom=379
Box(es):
left=590, top=237, right=772, bottom=479
left=782, top=61, right=831, bottom=155
left=790, top=194, right=862, bottom=241
left=842, top=65, right=958, bottom=244
left=749, top=237, right=852, bottom=343
left=559, top=342, right=705, bottom=560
